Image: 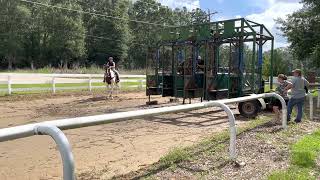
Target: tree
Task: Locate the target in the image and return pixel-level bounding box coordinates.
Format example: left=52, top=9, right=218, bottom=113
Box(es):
left=262, top=48, right=298, bottom=78
left=81, top=0, right=130, bottom=66
left=128, top=0, right=209, bottom=69
left=277, top=0, right=320, bottom=69
left=43, top=0, right=86, bottom=68
left=0, top=0, right=30, bottom=69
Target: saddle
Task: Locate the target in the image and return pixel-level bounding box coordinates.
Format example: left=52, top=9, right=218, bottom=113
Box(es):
left=103, top=70, right=120, bottom=84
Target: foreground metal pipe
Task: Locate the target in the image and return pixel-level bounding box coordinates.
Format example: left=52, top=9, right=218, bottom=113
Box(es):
left=34, top=125, right=75, bottom=180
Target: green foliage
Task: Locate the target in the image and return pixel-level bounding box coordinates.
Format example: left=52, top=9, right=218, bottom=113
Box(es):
left=278, top=0, right=320, bottom=69
left=262, top=48, right=298, bottom=78
left=0, top=0, right=211, bottom=70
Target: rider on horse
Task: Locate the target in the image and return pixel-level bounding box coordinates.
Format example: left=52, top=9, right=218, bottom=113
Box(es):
left=104, top=57, right=120, bottom=83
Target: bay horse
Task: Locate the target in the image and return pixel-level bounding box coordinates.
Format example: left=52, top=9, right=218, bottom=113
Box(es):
left=103, top=68, right=120, bottom=99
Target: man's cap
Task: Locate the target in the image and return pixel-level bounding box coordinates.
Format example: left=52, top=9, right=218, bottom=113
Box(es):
left=292, top=69, right=302, bottom=76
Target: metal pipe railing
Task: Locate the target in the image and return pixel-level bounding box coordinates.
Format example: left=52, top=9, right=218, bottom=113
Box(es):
left=34, top=125, right=75, bottom=180
left=0, top=93, right=287, bottom=179
left=217, top=93, right=287, bottom=129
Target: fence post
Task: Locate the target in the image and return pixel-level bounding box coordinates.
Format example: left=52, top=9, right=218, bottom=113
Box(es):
left=88, top=75, right=92, bottom=92
left=317, top=88, right=320, bottom=109
left=309, top=94, right=313, bottom=120
left=52, top=77, right=56, bottom=94
left=138, top=79, right=143, bottom=90
left=7, top=75, right=12, bottom=95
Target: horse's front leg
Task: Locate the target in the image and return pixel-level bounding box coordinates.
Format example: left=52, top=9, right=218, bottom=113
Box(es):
left=106, top=84, right=112, bottom=98
left=115, top=83, right=120, bottom=96
left=109, top=83, right=115, bottom=99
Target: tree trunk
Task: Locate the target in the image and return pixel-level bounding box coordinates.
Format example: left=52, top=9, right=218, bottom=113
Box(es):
left=63, top=59, right=68, bottom=69
left=7, top=55, right=13, bottom=70
left=30, top=61, right=34, bottom=70
left=29, top=56, right=34, bottom=70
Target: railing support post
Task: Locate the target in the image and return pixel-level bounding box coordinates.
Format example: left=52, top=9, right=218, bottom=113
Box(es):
left=309, top=94, right=313, bottom=120
left=52, top=77, right=56, bottom=94
left=7, top=75, right=12, bottom=95
left=205, top=102, right=237, bottom=161
left=34, top=125, right=75, bottom=180
left=265, top=93, right=287, bottom=129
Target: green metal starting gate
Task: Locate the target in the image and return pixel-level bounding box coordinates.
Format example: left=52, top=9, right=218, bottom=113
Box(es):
left=146, top=18, right=274, bottom=104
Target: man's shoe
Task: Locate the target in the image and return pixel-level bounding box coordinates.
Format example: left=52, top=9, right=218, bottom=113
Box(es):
left=294, top=120, right=302, bottom=123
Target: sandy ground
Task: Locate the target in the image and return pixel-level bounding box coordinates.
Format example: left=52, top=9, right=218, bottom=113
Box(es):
left=0, top=91, right=246, bottom=180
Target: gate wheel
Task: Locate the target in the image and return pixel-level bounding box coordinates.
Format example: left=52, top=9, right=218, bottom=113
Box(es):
left=238, top=100, right=261, bottom=118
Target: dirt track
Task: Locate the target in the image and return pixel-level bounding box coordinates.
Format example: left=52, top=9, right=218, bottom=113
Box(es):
left=0, top=91, right=248, bottom=179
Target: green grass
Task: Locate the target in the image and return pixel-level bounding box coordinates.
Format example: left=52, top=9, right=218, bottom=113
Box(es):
left=291, top=130, right=320, bottom=167
left=268, top=167, right=315, bottom=180
left=312, top=90, right=318, bottom=97
left=159, top=147, right=191, bottom=167
left=268, top=129, right=320, bottom=179
left=0, top=81, right=145, bottom=96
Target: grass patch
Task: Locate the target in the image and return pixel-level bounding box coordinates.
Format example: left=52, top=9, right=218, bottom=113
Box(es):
left=0, top=81, right=145, bottom=96
left=268, top=129, right=320, bottom=179
left=159, top=147, right=190, bottom=167
left=268, top=166, right=315, bottom=180
left=311, top=90, right=318, bottom=97
left=291, top=130, right=320, bottom=167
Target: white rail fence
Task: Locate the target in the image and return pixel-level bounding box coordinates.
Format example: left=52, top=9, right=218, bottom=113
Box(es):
left=0, top=74, right=146, bottom=94
left=0, top=93, right=288, bottom=180
left=309, top=87, right=320, bottom=120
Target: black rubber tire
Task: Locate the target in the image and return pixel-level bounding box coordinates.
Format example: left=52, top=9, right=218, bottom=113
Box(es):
left=238, top=100, right=261, bottom=118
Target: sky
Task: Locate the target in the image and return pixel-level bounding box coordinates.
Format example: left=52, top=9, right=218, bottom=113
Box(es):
left=158, top=0, right=303, bottom=49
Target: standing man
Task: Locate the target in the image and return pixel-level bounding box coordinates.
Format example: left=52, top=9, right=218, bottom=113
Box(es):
left=284, top=69, right=309, bottom=123
left=105, top=57, right=120, bottom=81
